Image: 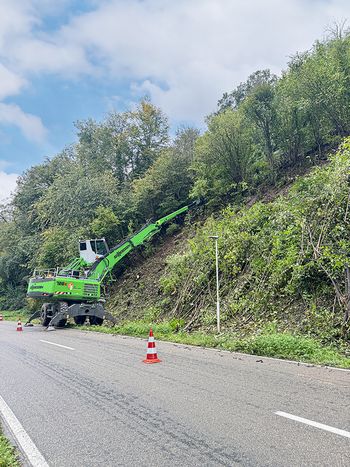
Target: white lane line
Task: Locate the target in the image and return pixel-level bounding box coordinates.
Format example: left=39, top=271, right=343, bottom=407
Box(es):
left=39, top=339, right=75, bottom=351
left=275, top=411, right=350, bottom=439
left=0, top=394, right=49, bottom=467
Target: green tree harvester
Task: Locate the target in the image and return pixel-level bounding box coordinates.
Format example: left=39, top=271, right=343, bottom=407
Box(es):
left=26, top=204, right=194, bottom=328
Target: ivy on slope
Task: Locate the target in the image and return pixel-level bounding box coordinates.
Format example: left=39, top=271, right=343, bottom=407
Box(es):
left=160, top=138, right=350, bottom=344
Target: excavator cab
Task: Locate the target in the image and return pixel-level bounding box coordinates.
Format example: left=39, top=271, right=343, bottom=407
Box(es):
left=79, top=238, right=109, bottom=264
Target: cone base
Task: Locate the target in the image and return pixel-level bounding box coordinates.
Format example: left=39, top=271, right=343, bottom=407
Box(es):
left=143, top=358, right=161, bottom=364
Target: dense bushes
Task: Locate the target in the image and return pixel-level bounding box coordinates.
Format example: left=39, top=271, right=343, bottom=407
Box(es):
left=160, top=140, right=350, bottom=342
left=193, top=34, right=350, bottom=204
left=1, top=31, right=350, bottom=321
left=0, top=101, right=198, bottom=308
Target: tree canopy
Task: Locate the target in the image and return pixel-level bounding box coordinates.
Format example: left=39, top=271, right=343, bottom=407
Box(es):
left=1, top=32, right=350, bottom=309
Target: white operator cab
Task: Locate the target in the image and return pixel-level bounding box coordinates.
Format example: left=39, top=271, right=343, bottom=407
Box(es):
left=79, top=238, right=109, bottom=264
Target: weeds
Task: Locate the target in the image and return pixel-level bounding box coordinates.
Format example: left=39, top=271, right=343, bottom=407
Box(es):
left=0, top=310, right=30, bottom=322
left=78, top=319, right=350, bottom=369
left=3, top=308, right=348, bottom=368
left=0, top=429, right=19, bottom=467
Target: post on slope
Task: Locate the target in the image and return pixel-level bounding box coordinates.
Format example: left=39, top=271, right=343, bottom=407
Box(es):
left=209, top=235, right=220, bottom=333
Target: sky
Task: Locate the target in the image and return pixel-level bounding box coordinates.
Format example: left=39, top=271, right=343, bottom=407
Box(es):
left=0, top=0, right=349, bottom=201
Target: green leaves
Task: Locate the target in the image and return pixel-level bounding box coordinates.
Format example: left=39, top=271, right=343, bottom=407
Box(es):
left=133, top=127, right=198, bottom=219
left=162, top=139, right=350, bottom=341
left=90, top=207, right=120, bottom=242
left=36, top=169, right=119, bottom=230
left=76, top=99, right=169, bottom=182
left=191, top=109, right=253, bottom=203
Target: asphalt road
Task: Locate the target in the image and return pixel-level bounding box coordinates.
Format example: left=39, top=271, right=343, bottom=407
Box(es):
left=0, top=320, right=349, bottom=466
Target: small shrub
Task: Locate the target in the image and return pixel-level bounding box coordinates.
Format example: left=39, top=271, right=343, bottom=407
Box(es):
left=201, top=309, right=217, bottom=326
left=166, top=223, right=180, bottom=236
left=0, top=431, right=19, bottom=466
left=143, top=306, right=161, bottom=322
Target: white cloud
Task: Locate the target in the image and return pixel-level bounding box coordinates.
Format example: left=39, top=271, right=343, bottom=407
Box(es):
left=0, top=103, right=47, bottom=143
left=53, top=0, right=350, bottom=123
left=0, top=0, right=350, bottom=139
left=11, top=38, right=92, bottom=76
left=0, top=170, right=18, bottom=203
left=0, top=63, right=26, bottom=99
left=0, top=1, right=37, bottom=50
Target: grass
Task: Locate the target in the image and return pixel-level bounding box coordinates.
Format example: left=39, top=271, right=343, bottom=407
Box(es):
left=78, top=319, right=350, bottom=369
left=3, top=309, right=348, bottom=368
left=0, top=310, right=31, bottom=322
left=0, top=428, right=19, bottom=467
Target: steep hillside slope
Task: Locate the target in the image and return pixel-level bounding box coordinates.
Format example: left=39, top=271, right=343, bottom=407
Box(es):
left=107, top=229, right=188, bottom=322
left=108, top=140, right=350, bottom=348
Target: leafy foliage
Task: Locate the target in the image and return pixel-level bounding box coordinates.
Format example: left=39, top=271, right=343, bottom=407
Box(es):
left=1, top=28, right=350, bottom=361
left=0, top=429, right=19, bottom=467
left=76, top=99, right=169, bottom=181
left=160, top=140, right=350, bottom=343
left=133, top=127, right=198, bottom=218
left=191, top=109, right=253, bottom=203
left=193, top=33, right=350, bottom=205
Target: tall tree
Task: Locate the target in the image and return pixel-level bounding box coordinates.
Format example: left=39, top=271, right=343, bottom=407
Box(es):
left=217, top=69, right=277, bottom=112
left=242, top=79, right=277, bottom=169
left=75, top=99, right=169, bottom=182
left=133, top=127, right=199, bottom=218
left=191, top=110, right=253, bottom=203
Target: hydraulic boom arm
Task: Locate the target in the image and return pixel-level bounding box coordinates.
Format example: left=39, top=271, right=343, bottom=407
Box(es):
left=87, top=204, right=191, bottom=282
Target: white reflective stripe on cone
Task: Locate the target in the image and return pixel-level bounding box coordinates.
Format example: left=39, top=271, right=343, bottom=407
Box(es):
left=147, top=348, right=157, bottom=354
left=148, top=337, right=155, bottom=343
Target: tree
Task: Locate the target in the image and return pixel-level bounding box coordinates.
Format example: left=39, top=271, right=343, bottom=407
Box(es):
left=75, top=117, right=131, bottom=183
left=191, top=110, right=253, bottom=203
left=13, top=148, right=74, bottom=233
left=90, top=206, right=121, bottom=245
left=35, top=168, right=119, bottom=230
left=133, top=127, right=199, bottom=219
left=217, top=69, right=277, bottom=112
left=75, top=99, right=169, bottom=182
left=129, top=99, right=169, bottom=177
left=242, top=80, right=277, bottom=169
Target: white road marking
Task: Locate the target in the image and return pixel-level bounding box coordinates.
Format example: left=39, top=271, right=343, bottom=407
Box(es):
left=39, top=339, right=75, bottom=351
left=275, top=411, right=350, bottom=439
left=0, top=394, right=49, bottom=467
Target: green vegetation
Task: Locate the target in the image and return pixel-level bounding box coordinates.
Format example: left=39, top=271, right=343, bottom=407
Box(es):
left=0, top=101, right=197, bottom=309
left=1, top=30, right=350, bottom=365
left=0, top=310, right=31, bottom=322
left=0, top=428, right=19, bottom=467
left=78, top=321, right=350, bottom=368
left=160, top=141, right=350, bottom=345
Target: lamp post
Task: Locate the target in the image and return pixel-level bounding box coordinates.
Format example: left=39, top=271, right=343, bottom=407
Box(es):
left=208, top=235, right=220, bottom=333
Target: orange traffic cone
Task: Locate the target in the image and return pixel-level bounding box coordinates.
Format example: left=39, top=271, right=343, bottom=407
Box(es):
left=16, top=320, right=23, bottom=332
left=0, top=314, right=3, bottom=321
left=143, top=329, right=161, bottom=364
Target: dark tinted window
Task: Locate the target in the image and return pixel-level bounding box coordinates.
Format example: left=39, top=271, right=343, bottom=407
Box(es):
left=80, top=242, right=87, bottom=251
left=96, top=240, right=107, bottom=255
left=90, top=240, right=107, bottom=255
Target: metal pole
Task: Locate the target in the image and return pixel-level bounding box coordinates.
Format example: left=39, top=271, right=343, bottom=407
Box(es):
left=209, top=235, right=220, bottom=333
left=215, top=238, right=220, bottom=333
